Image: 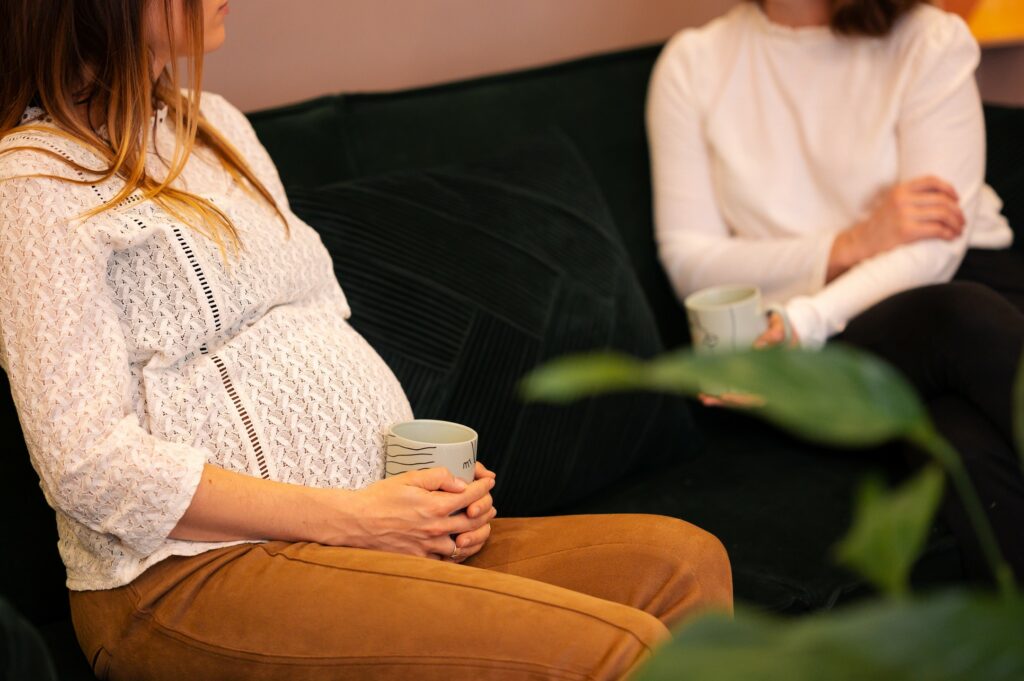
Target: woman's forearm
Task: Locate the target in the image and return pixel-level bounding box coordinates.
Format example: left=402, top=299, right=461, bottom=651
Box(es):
left=168, top=463, right=496, bottom=560
left=169, top=464, right=346, bottom=544
left=827, top=177, right=966, bottom=283
left=660, top=230, right=836, bottom=303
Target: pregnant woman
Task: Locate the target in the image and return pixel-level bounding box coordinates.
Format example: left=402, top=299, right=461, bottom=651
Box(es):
left=648, top=0, right=1024, bottom=580
left=0, top=1, right=731, bottom=678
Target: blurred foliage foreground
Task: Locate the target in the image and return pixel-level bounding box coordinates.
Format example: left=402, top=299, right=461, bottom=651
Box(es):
left=522, top=345, right=1024, bottom=680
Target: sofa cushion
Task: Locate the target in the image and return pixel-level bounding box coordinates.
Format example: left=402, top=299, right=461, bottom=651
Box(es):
left=287, top=132, right=701, bottom=516
left=0, top=372, right=68, bottom=627
left=248, top=46, right=694, bottom=349
left=561, top=409, right=963, bottom=612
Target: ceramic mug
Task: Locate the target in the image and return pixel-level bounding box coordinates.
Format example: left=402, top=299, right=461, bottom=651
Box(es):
left=684, top=284, right=777, bottom=355
left=384, top=419, right=478, bottom=483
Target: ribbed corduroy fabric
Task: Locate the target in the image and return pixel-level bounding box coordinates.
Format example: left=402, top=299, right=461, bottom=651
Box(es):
left=289, top=133, right=701, bottom=516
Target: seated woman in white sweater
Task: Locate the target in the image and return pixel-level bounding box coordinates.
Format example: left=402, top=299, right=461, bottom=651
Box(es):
left=648, top=0, right=1023, bottom=580
left=0, top=1, right=732, bottom=679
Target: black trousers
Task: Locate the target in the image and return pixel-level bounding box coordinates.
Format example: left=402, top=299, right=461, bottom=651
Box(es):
left=838, top=247, right=1024, bottom=581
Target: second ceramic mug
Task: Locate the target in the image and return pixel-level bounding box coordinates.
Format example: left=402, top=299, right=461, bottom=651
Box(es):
left=684, top=284, right=772, bottom=354
left=384, top=419, right=478, bottom=483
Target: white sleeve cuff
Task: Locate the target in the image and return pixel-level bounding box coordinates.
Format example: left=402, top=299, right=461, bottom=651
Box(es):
left=784, top=297, right=829, bottom=349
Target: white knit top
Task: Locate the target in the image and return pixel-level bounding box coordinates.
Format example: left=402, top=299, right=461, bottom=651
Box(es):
left=648, top=3, right=1013, bottom=347
left=0, top=94, right=413, bottom=590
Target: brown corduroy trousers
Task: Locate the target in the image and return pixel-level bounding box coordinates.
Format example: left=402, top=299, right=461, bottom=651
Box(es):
left=70, top=514, right=732, bottom=681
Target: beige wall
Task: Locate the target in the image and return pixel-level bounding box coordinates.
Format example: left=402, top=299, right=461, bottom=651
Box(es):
left=203, top=0, right=739, bottom=111
left=202, top=1, right=1024, bottom=112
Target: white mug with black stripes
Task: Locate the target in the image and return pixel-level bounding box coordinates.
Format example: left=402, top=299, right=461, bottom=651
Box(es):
left=384, top=419, right=478, bottom=483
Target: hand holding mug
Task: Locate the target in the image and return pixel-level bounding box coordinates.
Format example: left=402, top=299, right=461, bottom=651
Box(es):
left=448, top=461, right=498, bottom=563
left=754, top=310, right=800, bottom=349
left=325, top=467, right=495, bottom=560
left=686, top=284, right=794, bottom=408
left=685, top=284, right=790, bottom=354
left=700, top=312, right=797, bottom=408
left=383, top=420, right=496, bottom=562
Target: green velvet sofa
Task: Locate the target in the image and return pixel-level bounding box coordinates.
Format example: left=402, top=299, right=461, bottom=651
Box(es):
left=2, top=44, right=1022, bottom=680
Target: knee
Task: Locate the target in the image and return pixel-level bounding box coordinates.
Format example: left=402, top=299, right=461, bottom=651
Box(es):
left=643, top=515, right=730, bottom=568
left=674, top=519, right=733, bottom=608
left=895, top=281, right=1009, bottom=338
left=637, top=515, right=733, bottom=617
left=934, top=279, right=1004, bottom=319
left=846, top=281, right=1017, bottom=355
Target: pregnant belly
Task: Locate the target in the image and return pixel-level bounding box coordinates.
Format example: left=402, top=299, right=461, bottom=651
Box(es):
left=146, top=306, right=413, bottom=491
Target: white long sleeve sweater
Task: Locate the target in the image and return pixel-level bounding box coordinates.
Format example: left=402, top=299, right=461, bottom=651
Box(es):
left=647, top=3, right=1013, bottom=347
left=0, top=94, right=413, bottom=590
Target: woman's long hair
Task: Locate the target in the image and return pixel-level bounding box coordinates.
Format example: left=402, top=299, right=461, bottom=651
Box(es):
left=0, top=0, right=287, bottom=254
left=831, top=0, right=928, bottom=35
left=749, top=0, right=929, bottom=36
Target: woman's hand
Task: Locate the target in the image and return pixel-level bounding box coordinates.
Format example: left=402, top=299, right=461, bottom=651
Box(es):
left=447, top=461, right=498, bottom=563
left=829, top=175, right=964, bottom=281
left=698, top=392, right=765, bottom=408
left=320, top=467, right=496, bottom=560
left=699, top=312, right=797, bottom=408
left=754, top=311, right=799, bottom=349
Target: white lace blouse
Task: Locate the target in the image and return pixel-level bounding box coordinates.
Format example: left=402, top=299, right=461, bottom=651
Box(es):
left=0, top=93, right=413, bottom=590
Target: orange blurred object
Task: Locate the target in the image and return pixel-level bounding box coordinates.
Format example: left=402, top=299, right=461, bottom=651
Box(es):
left=945, top=0, right=1024, bottom=46
left=943, top=0, right=980, bottom=18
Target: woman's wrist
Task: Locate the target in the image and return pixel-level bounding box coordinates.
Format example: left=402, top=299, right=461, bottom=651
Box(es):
left=301, top=486, right=367, bottom=547
left=827, top=225, right=867, bottom=281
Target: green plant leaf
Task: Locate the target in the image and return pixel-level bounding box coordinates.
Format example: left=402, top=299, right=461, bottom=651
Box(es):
left=523, top=345, right=929, bottom=448
left=519, top=352, right=647, bottom=404
left=834, top=467, right=945, bottom=598
left=522, top=345, right=1015, bottom=595
left=636, top=592, right=1024, bottom=681
left=910, top=430, right=1018, bottom=598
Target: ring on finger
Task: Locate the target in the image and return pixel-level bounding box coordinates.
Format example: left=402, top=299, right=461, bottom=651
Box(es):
left=449, top=543, right=460, bottom=560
